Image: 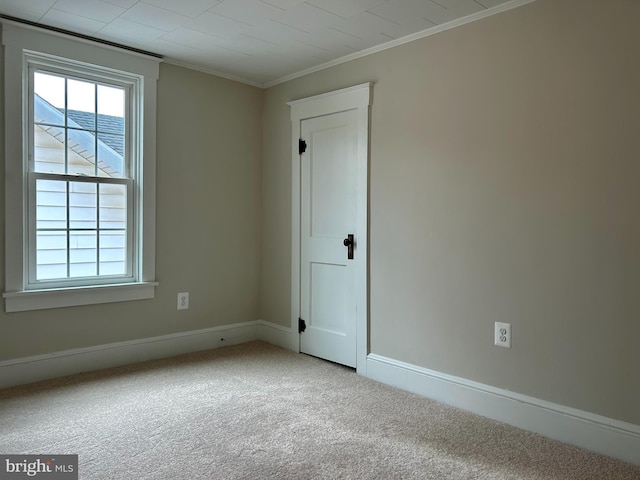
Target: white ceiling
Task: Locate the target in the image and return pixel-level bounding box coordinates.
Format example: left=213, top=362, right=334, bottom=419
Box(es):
left=0, top=0, right=531, bottom=87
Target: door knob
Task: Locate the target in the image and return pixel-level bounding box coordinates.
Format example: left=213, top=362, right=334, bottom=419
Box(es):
left=343, top=234, right=354, bottom=260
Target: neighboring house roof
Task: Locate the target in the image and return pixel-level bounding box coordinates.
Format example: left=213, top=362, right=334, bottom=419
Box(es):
left=64, top=109, right=124, bottom=156
left=34, top=94, right=123, bottom=176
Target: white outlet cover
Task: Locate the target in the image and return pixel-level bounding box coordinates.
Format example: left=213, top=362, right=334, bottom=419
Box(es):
left=494, top=322, right=511, bottom=348
left=177, top=292, right=189, bottom=310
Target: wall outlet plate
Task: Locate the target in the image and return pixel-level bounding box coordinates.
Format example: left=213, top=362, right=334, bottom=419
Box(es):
left=494, top=322, right=511, bottom=348
left=177, top=292, right=189, bottom=310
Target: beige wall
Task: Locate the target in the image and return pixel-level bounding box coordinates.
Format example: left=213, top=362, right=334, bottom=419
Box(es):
left=261, top=0, right=640, bottom=425
left=0, top=61, right=263, bottom=360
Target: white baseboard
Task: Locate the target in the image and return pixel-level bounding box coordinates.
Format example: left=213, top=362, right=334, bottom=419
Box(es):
left=0, top=320, right=291, bottom=389
left=365, top=353, right=640, bottom=466
left=256, top=319, right=292, bottom=350
left=8, top=323, right=634, bottom=467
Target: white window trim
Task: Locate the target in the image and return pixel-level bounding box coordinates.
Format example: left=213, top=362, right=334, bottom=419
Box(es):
left=2, top=21, right=160, bottom=312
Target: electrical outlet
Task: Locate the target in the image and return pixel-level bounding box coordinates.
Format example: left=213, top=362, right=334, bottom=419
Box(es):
left=177, top=292, right=189, bottom=310
left=494, top=322, right=511, bottom=348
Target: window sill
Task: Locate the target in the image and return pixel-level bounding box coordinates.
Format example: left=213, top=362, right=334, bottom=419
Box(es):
left=3, top=282, right=158, bottom=312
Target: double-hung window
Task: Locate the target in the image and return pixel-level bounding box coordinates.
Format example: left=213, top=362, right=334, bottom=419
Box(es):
left=2, top=22, right=159, bottom=312
left=30, top=61, right=134, bottom=286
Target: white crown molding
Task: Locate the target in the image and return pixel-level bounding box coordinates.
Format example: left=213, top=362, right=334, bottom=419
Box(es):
left=263, top=0, right=537, bottom=89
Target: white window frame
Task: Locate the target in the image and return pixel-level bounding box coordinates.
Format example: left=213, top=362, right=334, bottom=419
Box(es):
left=2, top=21, right=160, bottom=312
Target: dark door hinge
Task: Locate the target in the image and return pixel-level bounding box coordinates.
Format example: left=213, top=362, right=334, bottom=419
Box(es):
left=299, top=139, right=307, bottom=155
left=298, top=317, right=306, bottom=333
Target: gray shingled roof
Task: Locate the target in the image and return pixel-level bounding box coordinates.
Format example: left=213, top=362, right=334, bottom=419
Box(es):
left=64, top=109, right=125, bottom=156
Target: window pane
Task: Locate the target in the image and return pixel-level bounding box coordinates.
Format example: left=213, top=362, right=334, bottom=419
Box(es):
left=98, top=133, right=124, bottom=157
left=36, top=231, right=67, bottom=280
left=67, top=108, right=95, bottom=132
left=97, top=85, right=125, bottom=178
left=67, top=79, right=95, bottom=129
left=36, top=179, right=67, bottom=229
left=70, top=231, right=96, bottom=277
left=67, top=129, right=97, bottom=176
left=97, top=85, right=124, bottom=133
left=100, top=231, right=126, bottom=275
left=70, top=182, right=97, bottom=229
left=97, top=133, right=125, bottom=177
left=99, top=184, right=127, bottom=229
left=34, top=124, right=66, bottom=173
left=34, top=72, right=65, bottom=127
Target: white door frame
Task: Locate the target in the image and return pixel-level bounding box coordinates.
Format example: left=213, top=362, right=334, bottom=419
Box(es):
left=288, top=83, right=372, bottom=375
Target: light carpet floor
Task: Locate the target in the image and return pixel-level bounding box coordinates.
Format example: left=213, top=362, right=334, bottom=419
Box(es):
left=1, top=341, right=639, bottom=479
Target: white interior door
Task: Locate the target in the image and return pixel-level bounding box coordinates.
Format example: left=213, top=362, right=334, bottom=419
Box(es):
left=299, top=110, right=358, bottom=367
left=289, top=83, right=371, bottom=373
